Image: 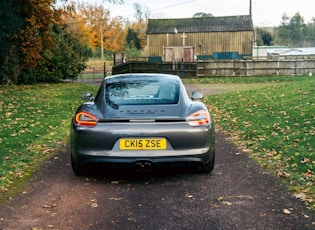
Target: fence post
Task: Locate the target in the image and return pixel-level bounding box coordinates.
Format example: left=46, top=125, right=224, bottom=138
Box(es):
left=240, top=59, right=246, bottom=76
left=104, top=62, right=106, bottom=78
left=233, top=59, right=235, bottom=76
left=92, top=67, right=95, bottom=80
left=196, top=61, right=198, bottom=77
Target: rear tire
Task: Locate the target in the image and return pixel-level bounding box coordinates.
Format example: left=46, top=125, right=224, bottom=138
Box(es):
left=71, top=155, right=84, bottom=176
left=200, top=152, right=215, bottom=173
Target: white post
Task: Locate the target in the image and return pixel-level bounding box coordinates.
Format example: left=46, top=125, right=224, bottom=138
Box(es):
left=181, top=32, right=187, bottom=46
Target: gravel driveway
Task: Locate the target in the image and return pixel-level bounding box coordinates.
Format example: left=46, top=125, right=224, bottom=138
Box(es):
left=0, top=81, right=314, bottom=229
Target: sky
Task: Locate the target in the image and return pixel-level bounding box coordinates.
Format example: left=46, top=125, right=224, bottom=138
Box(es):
left=94, top=0, right=315, bottom=27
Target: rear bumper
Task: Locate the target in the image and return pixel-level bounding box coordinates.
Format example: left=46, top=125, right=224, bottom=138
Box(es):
left=72, top=152, right=214, bottom=171
left=70, top=120, right=215, bottom=171
left=71, top=121, right=215, bottom=153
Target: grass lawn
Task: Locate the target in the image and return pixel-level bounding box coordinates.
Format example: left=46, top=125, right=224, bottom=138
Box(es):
left=0, top=76, right=314, bottom=210
left=0, top=83, right=98, bottom=199
left=201, top=76, right=314, bottom=209
left=79, top=73, right=105, bottom=79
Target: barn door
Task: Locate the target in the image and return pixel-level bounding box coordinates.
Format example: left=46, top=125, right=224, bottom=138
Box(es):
left=183, top=47, right=194, bottom=62
left=164, top=46, right=194, bottom=62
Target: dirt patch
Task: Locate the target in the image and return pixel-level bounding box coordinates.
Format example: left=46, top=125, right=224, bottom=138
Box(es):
left=0, top=134, right=314, bottom=229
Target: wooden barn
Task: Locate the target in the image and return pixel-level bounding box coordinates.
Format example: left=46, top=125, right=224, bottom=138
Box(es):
left=146, top=15, right=254, bottom=62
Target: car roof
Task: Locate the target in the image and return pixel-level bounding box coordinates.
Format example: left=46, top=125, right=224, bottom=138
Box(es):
left=104, top=73, right=181, bottom=83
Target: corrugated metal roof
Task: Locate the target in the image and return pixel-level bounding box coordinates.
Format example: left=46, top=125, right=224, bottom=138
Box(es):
left=146, top=15, right=253, bottom=34
left=266, top=47, right=315, bottom=56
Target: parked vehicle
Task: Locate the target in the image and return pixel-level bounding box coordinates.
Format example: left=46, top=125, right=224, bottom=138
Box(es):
left=70, top=73, right=215, bottom=175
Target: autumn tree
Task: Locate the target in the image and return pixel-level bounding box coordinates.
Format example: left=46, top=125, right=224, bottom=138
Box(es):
left=61, top=2, right=99, bottom=50
left=18, top=0, right=64, bottom=83
left=62, top=1, right=125, bottom=60
left=102, top=16, right=126, bottom=53
left=0, top=0, right=124, bottom=84
left=0, top=0, right=59, bottom=84
left=61, top=1, right=149, bottom=60
left=121, top=2, right=150, bottom=58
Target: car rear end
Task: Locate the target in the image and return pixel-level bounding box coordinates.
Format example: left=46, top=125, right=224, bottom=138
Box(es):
left=71, top=116, right=214, bottom=172
left=70, top=74, right=215, bottom=174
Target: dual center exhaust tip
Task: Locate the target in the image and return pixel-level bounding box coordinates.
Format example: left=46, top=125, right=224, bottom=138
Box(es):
left=134, top=161, right=154, bottom=172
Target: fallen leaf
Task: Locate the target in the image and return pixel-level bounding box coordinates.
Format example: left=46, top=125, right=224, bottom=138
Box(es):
left=185, top=194, right=193, bottom=198
left=221, top=201, right=232, bottom=206
left=91, top=203, right=98, bottom=208
left=277, top=170, right=290, bottom=179
left=283, top=209, right=291, bottom=214
left=294, top=193, right=306, bottom=201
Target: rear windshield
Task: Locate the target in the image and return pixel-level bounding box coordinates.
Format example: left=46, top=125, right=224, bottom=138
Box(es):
left=105, top=80, right=179, bottom=105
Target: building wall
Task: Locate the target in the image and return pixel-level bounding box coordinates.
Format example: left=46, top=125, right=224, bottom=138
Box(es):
left=252, top=46, right=287, bottom=59
left=147, top=31, right=253, bottom=58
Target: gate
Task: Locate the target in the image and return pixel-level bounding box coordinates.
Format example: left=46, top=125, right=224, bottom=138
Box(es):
left=164, top=46, right=194, bottom=62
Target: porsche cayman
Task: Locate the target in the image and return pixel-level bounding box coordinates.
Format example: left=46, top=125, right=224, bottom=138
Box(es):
left=70, top=73, right=215, bottom=175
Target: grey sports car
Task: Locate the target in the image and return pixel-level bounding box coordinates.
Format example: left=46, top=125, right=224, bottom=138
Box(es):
left=70, top=73, right=215, bottom=175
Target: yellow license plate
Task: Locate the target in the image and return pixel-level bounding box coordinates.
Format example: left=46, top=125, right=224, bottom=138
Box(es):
left=120, top=138, right=166, bottom=150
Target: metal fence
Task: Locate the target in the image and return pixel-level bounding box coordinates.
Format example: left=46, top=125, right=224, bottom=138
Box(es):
left=112, top=61, right=196, bottom=78
left=75, top=66, right=106, bottom=84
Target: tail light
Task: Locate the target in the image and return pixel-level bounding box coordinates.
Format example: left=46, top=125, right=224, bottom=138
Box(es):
left=74, top=111, right=98, bottom=127
left=186, top=110, right=210, bottom=127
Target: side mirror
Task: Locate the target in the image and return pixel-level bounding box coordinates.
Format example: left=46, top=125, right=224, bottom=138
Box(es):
left=191, top=91, right=203, bottom=101
left=82, top=92, right=95, bottom=101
